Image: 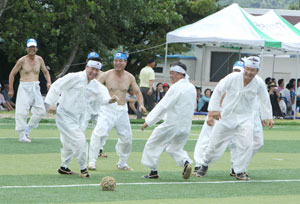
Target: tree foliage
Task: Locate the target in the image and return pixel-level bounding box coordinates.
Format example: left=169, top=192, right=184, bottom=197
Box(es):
left=0, top=0, right=217, bottom=80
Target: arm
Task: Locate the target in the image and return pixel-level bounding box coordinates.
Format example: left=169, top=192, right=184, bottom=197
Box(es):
left=144, top=86, right=180, bottom=127
left=44, top=73, right=77, bottom=107
left=8, top=59, right=23, bottom=98
left=258, top=82, right=274, bottom=128
left=40, top=58, right=51, bottom=90
left=147, top=80, right=154, bottom=95
left=131, top=75, right=146, bottom=113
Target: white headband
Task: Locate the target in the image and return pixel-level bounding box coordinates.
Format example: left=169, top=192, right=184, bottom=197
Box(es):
left=243, top=56, right=260, bottom=69
left=87, top=60, right=102, bottom=70
left=170, top=65, right=189, bottom=80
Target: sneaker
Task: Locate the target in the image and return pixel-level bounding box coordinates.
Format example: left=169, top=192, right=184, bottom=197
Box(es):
left=230, top=168, right=236, bottom=177
left=117, top=164, right=134, bottom=171
left=143, top=170, right=159, bottom=179
left=192, top=166, right=200, bottom=176
left=182, top=162, right=192, bottom=179
left=236, top=172, right=250, bottom=181
left=98, top=152, right=108, bottom=158
left=80, top=169, right=90, bottom=178
left=58, top=167, right=78, bottom=175
left=19, top=135, right=31, bottom=143
left=143, top=174, right=160, bottom=179
left=87, top=164, right=96, bottom=171
left=196, top=165, right=208, bottom=177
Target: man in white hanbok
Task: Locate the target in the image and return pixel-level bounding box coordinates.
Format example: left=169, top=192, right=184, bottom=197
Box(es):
left=196, top=56, right=273, bottom=181
left=141, top=61, right=196, bottom=179
left=45, top=60, right=118, bottom=178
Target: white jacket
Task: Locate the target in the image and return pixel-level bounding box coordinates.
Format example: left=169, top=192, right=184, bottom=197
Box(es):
left=208, top=72, right=272, bottom=122
left=145, top=78, right=197, bottom=127
left=45, top=71, right=111, bottom=117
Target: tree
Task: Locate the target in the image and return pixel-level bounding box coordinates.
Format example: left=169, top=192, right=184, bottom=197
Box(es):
left=0, top=0, right=8, bottom=17
left=0, top=0, right=218, bottom=80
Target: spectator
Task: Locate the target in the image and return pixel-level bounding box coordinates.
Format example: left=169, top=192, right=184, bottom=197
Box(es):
left=162, top=83, right=169, bottom=97
left=0, top=83, right=14, bottom=111
left=278, top=93, right=287, bottom=116
left=265, top=77, right=272, bottom=86
left=268, top=82, right=283, bottom=118
left=139, top=58, right=156, bottom=112
left=197, top=88, right=212, bottom=112
left=126, top=88, right=137, bottom=114
left=277, top=79, right=284, bottom=92
left=154, top=83, right=163, bottom=104
left=2, top=81, right=15, bottom=108
left=296, top=78, right=300, bottom=108
left=280, top=83, right=294, bottom=115
left=289, top=78, right=296, bottom=91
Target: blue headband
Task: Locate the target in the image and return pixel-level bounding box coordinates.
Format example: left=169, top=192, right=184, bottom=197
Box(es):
left=87, top=52, right=100, bottom=59
left=114, top=52, right=127, bottom=60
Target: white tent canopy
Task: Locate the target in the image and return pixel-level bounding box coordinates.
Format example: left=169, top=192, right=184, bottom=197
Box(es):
left=167, top=3, right=300, bottom=53
left=165, top=3, right=300, bottom=119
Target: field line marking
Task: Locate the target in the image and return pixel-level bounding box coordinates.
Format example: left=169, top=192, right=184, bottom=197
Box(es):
left=1, top=179, right=300, bottom=189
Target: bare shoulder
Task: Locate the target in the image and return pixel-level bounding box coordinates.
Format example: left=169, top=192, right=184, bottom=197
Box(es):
left=125, top=70, right=135, bottom=81
left=17, top=56, right=27, bottom=65
left=36, top=55, right=45, bottom=62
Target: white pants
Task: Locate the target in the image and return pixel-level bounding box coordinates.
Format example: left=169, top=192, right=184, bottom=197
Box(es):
left=56, top=111, right=88, bottom=170
left=230, top=112, right=263, bottom=167
left=201, top=116, right=254, bottom=174
left=194, top=118, right=217, bottom=167
left=141, top=122, right=193, bottom=170
left=15, top=82, right=45, bottom=132
left=89, top=103, right=132, bottom=166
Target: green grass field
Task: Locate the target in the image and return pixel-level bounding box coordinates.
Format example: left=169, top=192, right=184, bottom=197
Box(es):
left=0, top=116, right=300, bottom=204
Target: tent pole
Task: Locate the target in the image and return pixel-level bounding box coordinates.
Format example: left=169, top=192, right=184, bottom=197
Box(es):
left=163, top=43, right=168, bottom=79
left=294, top=52, right=299, bottom=120
left=200, top=46, right=206, bottom=88
left=260, top=48, right=264, bottom=70
left=272, top=54, right=275, bottom=78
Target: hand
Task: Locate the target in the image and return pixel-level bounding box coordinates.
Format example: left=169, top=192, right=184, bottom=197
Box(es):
left=48, top=106, right=57, bottom=115
left=262, top=119, right=274, bottom=129
left=8, top=89, right=14, bottom=98
left=207, top=117, right=214, bottom=126
left=47, top=83, right=51, bottom=90
left=141, top=122, right=148, bottom=131
left=109, top=95, right=119, bottom=103
left=211, top=111, right=221, bottom=120
left=139, top=105, right=147, bottom=113
left=147, top=89, right=152, bottom=96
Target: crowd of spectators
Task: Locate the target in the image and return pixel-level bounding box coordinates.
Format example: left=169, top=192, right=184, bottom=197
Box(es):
left=0, top=81, right=15, bottom=111
left=265, top=77, right=300, bottom=118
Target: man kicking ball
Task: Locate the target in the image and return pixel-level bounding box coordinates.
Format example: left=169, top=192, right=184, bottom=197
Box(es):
left=141, top=61, right=196, bottom=179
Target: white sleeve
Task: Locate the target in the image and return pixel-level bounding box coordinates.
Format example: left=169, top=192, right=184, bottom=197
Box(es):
left=45, top=73, right=78, bottom=107
left=94, top=81, right=111, bottom=105
left=145, top=85, right=180, bottom=127
left=208, top=75, right=230, bottom=112
left=259, top=82, right=273, bottom=120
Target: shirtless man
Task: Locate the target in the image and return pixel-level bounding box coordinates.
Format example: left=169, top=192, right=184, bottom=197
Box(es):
left=88, top=52, right=146, bottom=171
left=8, top=38, right=51, bottom=142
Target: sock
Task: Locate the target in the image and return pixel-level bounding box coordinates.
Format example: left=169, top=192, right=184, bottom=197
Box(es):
left=150, top=170, right=158, bottom=175
left=24, top=126, right=31, bottom=135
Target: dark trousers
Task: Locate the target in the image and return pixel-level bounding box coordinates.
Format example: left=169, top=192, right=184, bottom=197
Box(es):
left=137, top=87, right=154, bottom=119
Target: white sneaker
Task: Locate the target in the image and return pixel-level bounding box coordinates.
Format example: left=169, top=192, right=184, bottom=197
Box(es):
left=117, top=164, right=134, bottom=171
left=25, top=134, right=31, bottom=142
left=88, top=164, right=96, bottom=171
left=19, top=136, right=31, bottom=143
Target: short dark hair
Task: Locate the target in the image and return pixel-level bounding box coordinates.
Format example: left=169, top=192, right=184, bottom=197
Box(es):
left=265, top=77, right=271, bottom=85
left=278, top=79, right=284, bottom=86
left=286, top=83, right=293, bottom=89
left=170, top=61, right=187, bottom=71
left=147, top=58, right=155, bottom=64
